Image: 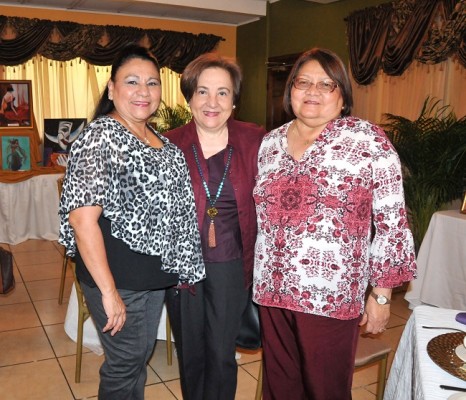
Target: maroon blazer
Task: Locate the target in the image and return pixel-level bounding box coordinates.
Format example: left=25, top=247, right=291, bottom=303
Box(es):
left=165, top=118, right=266, bottom=288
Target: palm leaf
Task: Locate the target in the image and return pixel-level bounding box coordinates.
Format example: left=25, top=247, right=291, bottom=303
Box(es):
left=152, top=101, right=192, bottom=133
left=383, top=97, right=466, bottom=252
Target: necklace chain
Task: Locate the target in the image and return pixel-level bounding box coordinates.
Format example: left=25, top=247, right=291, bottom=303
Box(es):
left=192, top=144, right=233, bottom=217
left=192, top=144, right=233, bottom=248
left=113, top=111, right=150, bottom=144
left=137, top=125, right=150, bottom=145
left=294, top=121, right=311, bottom=145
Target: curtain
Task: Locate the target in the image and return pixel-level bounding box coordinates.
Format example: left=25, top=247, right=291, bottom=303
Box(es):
left=2, top=56, right=184, bottom=140
left=352, top=58, right=466, bottom=124
left=0, top=15, right=223, bottom=73
left=346, top=0, right=466, bottom=85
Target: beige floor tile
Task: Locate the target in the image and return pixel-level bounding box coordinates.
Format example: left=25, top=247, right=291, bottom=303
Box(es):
left=387, top=312, right=408, bottom=329
left=0, top=326, right=55, bottom=366
left=353, top=362, right=379, bottom=388
left=148, top=340, right=181, bottom=382
left=34, top=298, right=69, bottom=325
left=13, top=263, right=23, bottom=283
left=10, top=239, right=57, bottom=254
left=0, top=358, right=74, bottom=400
left=51, top=240, right=64, bottom=253
left=0, top=302, right=41, bottom=331
left=59, top=352, right=162, bottom=399
left=44, top=323, right=85, bottom=357
left=236, top=366, right=260, bottom=400
left=14, top=249, right=63, bottom=268
left=240, top=360, right=261, bottom=380
left=236, top=348, right=262, bottom=365
left=351, top=386, right=377, bottom=400
left=145, top=383, right=179, bottom=399
left=0, top=281, right=30, bottom=305
left=16, top=260, right=62, bottom=282
left=59, top=352, right=102, bottom=399
left=163, top=379, right=183, bottom=399
left=26, top=276, right=73, bottom=301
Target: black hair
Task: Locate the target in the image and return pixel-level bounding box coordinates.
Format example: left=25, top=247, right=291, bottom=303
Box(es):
left=92, top=43, right=160, bottom=120
left=283, top=48, right=353, bottom=117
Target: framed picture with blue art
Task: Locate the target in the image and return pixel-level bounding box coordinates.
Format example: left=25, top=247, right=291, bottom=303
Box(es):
left=1, top=135, right=31, bottom=171
left=43, top=118, right=86, bottom=167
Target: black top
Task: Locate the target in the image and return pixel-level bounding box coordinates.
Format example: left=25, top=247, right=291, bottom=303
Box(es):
left=76, top=216, right=178, bottom=290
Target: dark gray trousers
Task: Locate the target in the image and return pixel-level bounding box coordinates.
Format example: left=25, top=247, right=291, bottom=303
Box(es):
left=81, top=283, right=165, bottom=400
left=166, top=259, right=249, bottom=400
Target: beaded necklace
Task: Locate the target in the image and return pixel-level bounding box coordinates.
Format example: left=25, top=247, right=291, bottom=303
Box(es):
left=192, top=144, right=233, bottom=248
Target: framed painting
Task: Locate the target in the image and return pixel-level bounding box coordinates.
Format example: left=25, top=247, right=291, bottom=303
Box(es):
left=1, top=135, right=31, bottom=171
left=0, top=80, right=33, bottom=129
left=43, top=118, right=86, bottom=167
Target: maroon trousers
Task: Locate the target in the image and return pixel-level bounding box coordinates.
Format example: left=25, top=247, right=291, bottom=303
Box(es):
left=259, top=306, right=361, bottom=400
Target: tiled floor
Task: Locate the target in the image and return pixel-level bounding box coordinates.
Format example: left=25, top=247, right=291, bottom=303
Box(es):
left=0, top=239, right=412, bottom=399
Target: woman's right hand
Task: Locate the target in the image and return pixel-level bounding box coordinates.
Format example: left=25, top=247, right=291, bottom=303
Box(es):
left=101, top=289, right=127, bottom=336
left=69, top=205, right=126, bottom=336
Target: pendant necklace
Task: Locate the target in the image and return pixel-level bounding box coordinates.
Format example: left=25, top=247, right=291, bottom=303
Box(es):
left=138, top=125, right=150, bottom=145
left=113, top=111, right=150, bottom=144
left=294, top=121, right=311, bottom=146
left=192, top=144, right=233, bottom=248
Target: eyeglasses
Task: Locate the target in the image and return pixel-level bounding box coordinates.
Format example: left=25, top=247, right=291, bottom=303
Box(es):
left=292, top=78, right=338, bottom=93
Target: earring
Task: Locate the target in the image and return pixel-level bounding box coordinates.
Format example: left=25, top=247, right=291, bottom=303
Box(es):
left=233, top=105, right=236, bottom=109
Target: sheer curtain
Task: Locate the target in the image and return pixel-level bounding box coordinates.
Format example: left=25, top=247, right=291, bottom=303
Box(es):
left=2, top=55, right=185, bottom=140
left=352, top=58, right=466, bottom=124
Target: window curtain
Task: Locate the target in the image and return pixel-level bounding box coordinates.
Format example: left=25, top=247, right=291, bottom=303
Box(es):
left=2, top=56, right=184, bottom=140
left=346, top=0, right=465, bottom=85
left=346, top=0, right=466, bottom=122
left=0, top=15, right=223, bottom=72
left=352, top=58, right=466, bottom=124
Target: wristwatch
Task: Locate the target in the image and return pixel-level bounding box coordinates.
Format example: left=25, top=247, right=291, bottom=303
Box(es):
left=370, top=292, right=391, bottom=305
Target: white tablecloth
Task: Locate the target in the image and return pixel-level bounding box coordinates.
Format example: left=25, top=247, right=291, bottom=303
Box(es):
left=64, top=284, right=171, bottom=355
left=0, top=173, right=62, bottom=244
left=405, top=210, right=466, bottom=310
left=385, top=305, right=466, bottom=400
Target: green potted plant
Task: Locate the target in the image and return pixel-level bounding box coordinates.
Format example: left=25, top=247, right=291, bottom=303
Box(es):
left=383, top=98, right=466, bottom=252
left=152, top=101, right=192, bottom=133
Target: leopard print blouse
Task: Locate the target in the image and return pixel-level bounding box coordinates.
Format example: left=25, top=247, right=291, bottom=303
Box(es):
left=58, top=115, right=205, bottom=285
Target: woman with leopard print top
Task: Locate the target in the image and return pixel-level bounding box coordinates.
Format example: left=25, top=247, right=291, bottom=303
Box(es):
left=58, top=44, right=205, bottom=400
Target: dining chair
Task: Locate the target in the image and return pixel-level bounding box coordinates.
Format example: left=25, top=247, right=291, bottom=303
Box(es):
left=166, top=314, right=173, bottom=365
left=254, top=335, right=391, bottom=400
left=68, top=258, right=90, bottom=383
left=56, top=176, right=69, bottom=305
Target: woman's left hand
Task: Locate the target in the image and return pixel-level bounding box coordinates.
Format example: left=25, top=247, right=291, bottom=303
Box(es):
left=359, top=290, right=392, bottom=334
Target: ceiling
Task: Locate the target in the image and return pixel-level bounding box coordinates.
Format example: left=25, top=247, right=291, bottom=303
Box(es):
left=0, top=0, right=268, bottom=26
left=0, top=0, right=341, bottom=26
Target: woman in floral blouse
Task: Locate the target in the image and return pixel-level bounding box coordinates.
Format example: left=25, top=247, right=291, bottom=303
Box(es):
left=253, top=47, right=416, bottom=400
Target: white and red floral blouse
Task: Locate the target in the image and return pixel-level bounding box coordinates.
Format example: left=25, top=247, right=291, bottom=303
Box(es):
left=253, top=117, right=416, bottom=320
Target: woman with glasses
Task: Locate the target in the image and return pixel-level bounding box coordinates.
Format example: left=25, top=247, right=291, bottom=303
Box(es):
left=253, top=48, right=417, bottom=399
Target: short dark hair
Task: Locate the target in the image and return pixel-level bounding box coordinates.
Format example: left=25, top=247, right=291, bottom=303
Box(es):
left=283, top=48, right=353, bottom=117
left=180, top=53, right=242, bottom=105
left=93, top=43, right=160, bottom=119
